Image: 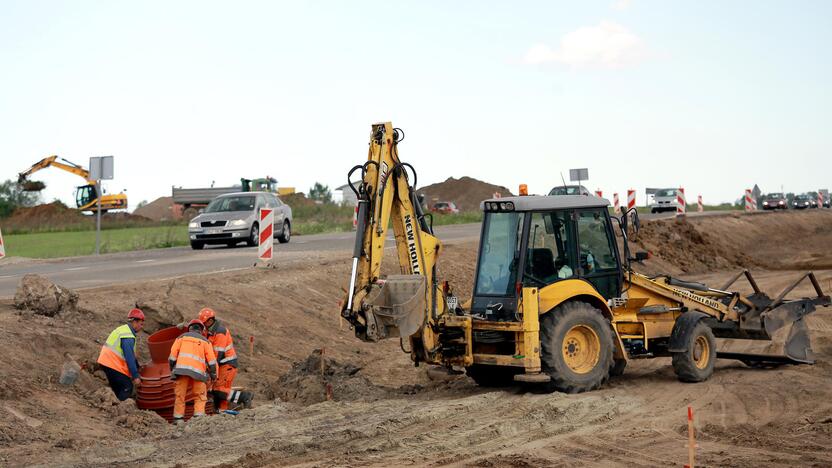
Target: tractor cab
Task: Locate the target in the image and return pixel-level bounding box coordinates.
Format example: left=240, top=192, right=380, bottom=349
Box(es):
left=471, top=195, right=622, bottom=321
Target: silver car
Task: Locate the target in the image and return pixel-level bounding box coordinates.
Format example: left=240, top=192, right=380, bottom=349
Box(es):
left=188, top=192, right=292, bottom=249
left=650, top=188, right=680, bottom=213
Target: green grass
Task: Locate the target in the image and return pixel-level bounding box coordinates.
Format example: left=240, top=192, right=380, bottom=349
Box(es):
left=4, top=226, right=189, bottom=258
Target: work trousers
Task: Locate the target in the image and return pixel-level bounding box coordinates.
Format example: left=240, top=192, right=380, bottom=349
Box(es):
left=173, top=376, right=207, bottom=418
left=212, top=364, right=238, bottom=410
left=102, top=366, right=134, bottom=401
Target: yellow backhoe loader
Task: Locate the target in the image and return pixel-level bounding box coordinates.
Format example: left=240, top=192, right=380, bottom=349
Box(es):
left=18, top=155, right=128, bottom=212
left=341, top=122, right=830, bottom=393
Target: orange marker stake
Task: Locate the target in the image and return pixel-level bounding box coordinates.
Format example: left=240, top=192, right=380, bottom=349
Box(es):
left=685, top=406, right=696, bottom=468
left=249, top=336, right=254, bottom=356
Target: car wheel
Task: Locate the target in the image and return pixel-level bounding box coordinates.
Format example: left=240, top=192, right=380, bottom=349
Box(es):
left=277, top=220, right=291, bottom=244
left=190, top=241, right=205, bottom=250
left=226, top=241, right=237, bottom=248
left=246, top=223, right=259, bottom=247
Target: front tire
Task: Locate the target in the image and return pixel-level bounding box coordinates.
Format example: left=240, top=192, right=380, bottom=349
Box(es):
left=540, top=301, right=614, bottom=393
left=246, top=223, right=259, bottom=247
left=671, top=321, right=716, bottom=382
left=190, top=241, right=205, bottom=250
left=277, top=220, right=291, bottom=244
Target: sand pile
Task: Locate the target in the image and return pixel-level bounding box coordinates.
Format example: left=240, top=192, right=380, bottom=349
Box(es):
left=272, top=349, right=386, bottom=405
left=13, top=275, right=79, bottom=316
left=3, top=201, right=87, bottom=231
left=133, top=196, right=176, bottom=221
left=417, top=176, right=513, bottom=212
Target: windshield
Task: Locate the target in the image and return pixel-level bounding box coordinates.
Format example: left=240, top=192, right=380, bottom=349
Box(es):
left=795, top=195, right=810, bottom=201
left=766, top=193, right=784, bottom=199
left=548, top=186, right=581, bottom=196
left=655, top=189, right=677, bottom=197
left=205, top=196, right=255, bottom=213
left=475, top=212, right=525, bottom=296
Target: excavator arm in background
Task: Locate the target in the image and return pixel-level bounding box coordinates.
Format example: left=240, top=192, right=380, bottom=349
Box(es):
left=17, top=155, right=128, bottom=212
left=341, top=122, right=464, bottom=365
left=18, top=155, right=95, bottom=186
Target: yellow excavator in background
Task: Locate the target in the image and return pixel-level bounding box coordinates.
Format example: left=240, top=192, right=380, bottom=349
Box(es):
left=341, top=122, right=830, bottom=393
left=18, top=155, right=128, bottom=212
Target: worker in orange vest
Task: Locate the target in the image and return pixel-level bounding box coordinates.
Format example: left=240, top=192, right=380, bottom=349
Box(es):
left=198, top=307, right=253, bottom=411
left=168, top=319, right=217, bottom=423
left=97, top=308, right=145, bottom=401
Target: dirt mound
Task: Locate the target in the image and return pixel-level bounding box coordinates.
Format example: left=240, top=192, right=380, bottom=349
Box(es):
left=13, top=274, right=79, bottom=316
left=636, top=211, right=832, bottom=274
left=133, top=197, right=176, bottom=221
left=417, top=176, right=513, bottom=212
left=3, top=201, right=87, bottom=230
left=281, top=192, right=316, bottom=207
left=271, top=349, right=386, bottom=405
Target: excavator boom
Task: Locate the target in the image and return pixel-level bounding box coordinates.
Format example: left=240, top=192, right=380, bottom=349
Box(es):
left=17, top=155, right=127, bottom=212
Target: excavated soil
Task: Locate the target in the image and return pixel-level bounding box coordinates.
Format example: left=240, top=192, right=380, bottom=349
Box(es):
left=2, top=201, right=152, bottom=232
left=1, top=210, right=831, bottom=466
left=417, top=176, right=514, bottom=212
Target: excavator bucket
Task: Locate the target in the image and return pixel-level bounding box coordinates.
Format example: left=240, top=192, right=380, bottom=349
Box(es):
left=362, top=275, right=426, bottom=341
left=20, top=180, right=46, bottom=191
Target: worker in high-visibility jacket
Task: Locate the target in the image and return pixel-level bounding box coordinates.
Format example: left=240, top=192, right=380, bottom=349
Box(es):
left=97, top=308, right=145, bottom=401
left=198, top=307, right=253, bottom=410
left=168, top=319, right=217, bottom=423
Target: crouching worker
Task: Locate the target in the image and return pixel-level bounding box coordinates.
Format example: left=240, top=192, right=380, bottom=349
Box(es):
left=97, top=308, right=145, bottom=401
left=169, top=319, right=217, bottom=423
left=198, top=307, right=253, bottom=411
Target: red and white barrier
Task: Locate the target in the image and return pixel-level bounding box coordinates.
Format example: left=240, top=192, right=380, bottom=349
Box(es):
left=613, top=193, right=620, bottom=213
left=0, top=227, right=5, bottom=260
left=595, top=189, right=603, bottom=198
left=697, top=195, right=704, bottom=213
left=627, top=189, right=636, bottom=211
left=676, top=188, right=686, bottom=217
left=744, top=189, right=756, bottom=212
left=352, top=206, right=358, bottom=230
left=258, top=208, right=274, bottom=261
left=819, top=191, right=824, bottom=208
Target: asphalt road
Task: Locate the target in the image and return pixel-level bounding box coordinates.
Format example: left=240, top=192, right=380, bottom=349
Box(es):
left=0, top=210, right=738, bottom=298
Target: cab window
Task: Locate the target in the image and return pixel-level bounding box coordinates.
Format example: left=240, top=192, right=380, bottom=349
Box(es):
left=524, top=211, right=576, bottom=286
left=576, top=210, right=616, bottom=272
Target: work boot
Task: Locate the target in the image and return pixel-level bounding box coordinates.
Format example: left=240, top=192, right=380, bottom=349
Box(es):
left=239, top=391, right=254, bottom=409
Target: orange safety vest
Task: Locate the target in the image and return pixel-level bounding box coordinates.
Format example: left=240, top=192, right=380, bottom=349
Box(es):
left=97, top=324, right=137, bottom=377
left=169, top=331, right=217, bottom=382
left=208, top=321, right=237, bottom=367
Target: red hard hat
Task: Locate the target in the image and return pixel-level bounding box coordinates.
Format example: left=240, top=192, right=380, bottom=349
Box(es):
left=198, top=307, right=216, bottom=323
left=128, top=308, right=145, bottom=321
left=187, top=319, right=205, bottom=330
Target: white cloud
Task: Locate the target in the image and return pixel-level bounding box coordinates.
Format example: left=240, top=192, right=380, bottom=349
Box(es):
left=611, top=0, right=632, bottom=11
left=522, top=20, right=649, bottom=69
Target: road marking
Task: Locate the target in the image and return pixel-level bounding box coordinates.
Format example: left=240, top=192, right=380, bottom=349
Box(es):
left=0, top=275, right=16, bottom=279
left=64, top=267, right=89, bottom=271
left=135, top=259, right=155, bottom=263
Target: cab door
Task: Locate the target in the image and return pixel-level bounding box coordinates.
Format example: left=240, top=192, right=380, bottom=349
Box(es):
left=574, top=208, right=621, bottom=299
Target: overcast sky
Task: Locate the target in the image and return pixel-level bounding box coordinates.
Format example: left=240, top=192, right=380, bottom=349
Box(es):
left=1, top=1, right=830, bottom=209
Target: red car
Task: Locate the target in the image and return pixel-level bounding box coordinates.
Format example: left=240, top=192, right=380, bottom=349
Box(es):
left=431, top=201, right=459, bottom=214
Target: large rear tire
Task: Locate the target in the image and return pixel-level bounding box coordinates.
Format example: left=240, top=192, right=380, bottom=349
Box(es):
left=540, top=301, right=614, bottom=393
left=671, top=321, right=716, bottom=382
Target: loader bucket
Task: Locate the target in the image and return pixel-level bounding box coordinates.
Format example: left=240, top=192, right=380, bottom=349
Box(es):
left=363, top=275, right=426, bottom=341
left=20, top=180, right=46, bottom=191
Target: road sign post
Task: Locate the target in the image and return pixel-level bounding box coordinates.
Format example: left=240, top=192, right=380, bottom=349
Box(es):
left=89, top=156, right=114, bottom=255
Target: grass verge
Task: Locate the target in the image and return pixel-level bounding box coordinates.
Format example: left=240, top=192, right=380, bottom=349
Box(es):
left=4, top=226, right=189, bottom=258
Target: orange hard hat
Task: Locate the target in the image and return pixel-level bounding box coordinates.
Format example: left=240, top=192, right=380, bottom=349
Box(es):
left=187, top=319, right=205, bottom=330
left=198, top=308, right=216, bottom=323
left=128, top=308, right=145, bottom=321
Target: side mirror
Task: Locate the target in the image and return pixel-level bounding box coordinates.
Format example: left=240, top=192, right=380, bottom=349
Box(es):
left=198, top=208, right=204, bottom=214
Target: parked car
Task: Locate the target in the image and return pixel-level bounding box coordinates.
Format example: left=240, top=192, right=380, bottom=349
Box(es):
left=431, top=201, right=459, bottom=214
left=649, top=188, right=680, bottom=213
left=761, top=193, right=787, bottom=210
left=792, top=194, right=813, bottom=210
left=188, top=191, right=292, bottom=249
left=548, top=185, right=591, bottom=196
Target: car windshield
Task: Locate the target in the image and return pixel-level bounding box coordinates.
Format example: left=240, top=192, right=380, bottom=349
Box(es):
left=475, top=212, right=525, bottom=296
left=548, top=186, right=581, bottom=196
left=766, top=193, right=784, bottom=199
left=795, top=195, right=810, bottom=201
left=655, top=189, right=677, bottom=197
left=205, top=196, right=255, bottom=213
